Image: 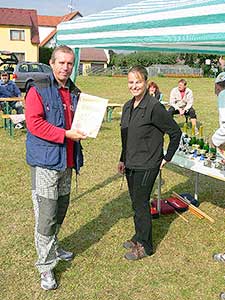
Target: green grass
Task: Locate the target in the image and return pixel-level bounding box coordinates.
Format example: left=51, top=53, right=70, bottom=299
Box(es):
left=1, top=76, right=225, bottom=300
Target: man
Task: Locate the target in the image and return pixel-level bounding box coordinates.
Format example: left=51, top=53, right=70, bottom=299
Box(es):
left=168, top=79, right=198, bottom=133
left=0, top=71, right=24, bottom=129
left=25, top=45, right=87, bottom=290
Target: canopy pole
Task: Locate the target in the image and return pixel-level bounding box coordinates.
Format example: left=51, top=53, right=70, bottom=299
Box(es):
left=71, top=48, right=80, bottom=83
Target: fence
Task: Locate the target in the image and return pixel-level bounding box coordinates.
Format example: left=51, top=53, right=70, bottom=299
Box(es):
left=147, top=64, right=203, bottom=77
left=80, top=65, right=203, bottom=77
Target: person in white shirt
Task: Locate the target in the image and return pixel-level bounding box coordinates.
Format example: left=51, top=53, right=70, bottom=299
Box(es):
left=212, top=71, right=225, bottom=300
left=168, top=79, right=198, bottom=132
left=211, top=72, right=225, bottom=160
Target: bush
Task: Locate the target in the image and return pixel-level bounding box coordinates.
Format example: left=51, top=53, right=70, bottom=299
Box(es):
left=39, top=47, right=53, bottom=65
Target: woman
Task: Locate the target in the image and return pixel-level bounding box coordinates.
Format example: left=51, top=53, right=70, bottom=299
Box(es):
left=147, top=81, right=162, bottom=101
left=118, top=65, right=181, bottom=261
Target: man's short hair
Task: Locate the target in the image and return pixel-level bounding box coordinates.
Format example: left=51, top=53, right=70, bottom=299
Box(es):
left=50, top=45, right=75, bottom=64
left=178, top=79, right=187, bottom=86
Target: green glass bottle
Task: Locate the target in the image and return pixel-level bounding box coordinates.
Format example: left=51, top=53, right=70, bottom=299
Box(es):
left=198, top=125, right=204, bottom=149
left=209, top=146, right=217, bottom=159
left=203, top=139, right=209, bottom=153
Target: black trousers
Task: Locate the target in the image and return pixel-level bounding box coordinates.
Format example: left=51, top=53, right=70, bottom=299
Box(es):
left=168, top=106, right=197, bottom=119
left=125, top=167, right=160, bottom=255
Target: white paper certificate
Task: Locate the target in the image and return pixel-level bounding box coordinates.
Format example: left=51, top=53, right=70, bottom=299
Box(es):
left=71, top=93, right=108, bottom=138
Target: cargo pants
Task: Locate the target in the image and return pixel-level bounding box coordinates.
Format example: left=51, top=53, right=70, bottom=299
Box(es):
left=31, top=166, right=72, bottom=273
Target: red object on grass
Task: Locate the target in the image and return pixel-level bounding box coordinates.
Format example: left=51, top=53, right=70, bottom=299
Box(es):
left=151, top=199, right=175, bottom=215
left=166, top=197, right=188, bottom=212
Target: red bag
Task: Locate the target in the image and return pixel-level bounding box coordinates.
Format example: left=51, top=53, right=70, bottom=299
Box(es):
left=166, top=197, right=188, bottom=212
left=151, top=199, right=175, bottom=215
left=150, top=207, right=159, bottom=219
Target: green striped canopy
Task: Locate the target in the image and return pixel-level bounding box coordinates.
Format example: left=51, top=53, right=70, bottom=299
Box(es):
left=57, top=0, right=225, bottom=54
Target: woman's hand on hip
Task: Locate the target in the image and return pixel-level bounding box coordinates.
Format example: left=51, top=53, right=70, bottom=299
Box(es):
left=118, top=161, right=125, bottom=174
left=160, top=159, right=167, bottom=170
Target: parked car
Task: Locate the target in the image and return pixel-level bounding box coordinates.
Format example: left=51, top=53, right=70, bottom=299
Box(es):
left=0, top=51, right=51, bottom=91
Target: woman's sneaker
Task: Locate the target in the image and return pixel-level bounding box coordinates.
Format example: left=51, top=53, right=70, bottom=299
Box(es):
left=41, top=270, right=57, bottom=290
left=122, top=240, right=136, bottom=250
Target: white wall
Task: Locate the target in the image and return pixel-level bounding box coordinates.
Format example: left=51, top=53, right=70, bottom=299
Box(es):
left=38, top=26, right=55, bottom=43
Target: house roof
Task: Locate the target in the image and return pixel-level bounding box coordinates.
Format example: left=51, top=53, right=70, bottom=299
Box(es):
left=39, top=11, right=82, bottom=47
left=38, top=11, right=82, bottom=27
left=0, top=7, right=39, bottom=44
left=80, top=48, right=107, bottom=63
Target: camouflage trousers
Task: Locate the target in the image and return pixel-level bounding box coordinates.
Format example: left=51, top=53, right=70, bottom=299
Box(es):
left=31, top=166, right=72, bottom=273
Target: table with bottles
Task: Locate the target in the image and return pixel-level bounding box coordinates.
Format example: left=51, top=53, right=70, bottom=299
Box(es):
left=160, top=124, right=225, bottom=207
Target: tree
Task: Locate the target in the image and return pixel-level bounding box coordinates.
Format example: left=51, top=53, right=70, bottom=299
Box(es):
left=39, top=47, right=53, bottom=65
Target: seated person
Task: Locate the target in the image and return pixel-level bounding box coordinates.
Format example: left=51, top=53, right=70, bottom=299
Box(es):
left=168, top=79, right=198, bottom=132
left=147, top=81, right=163, bottom=102
left=0, top=71, right=24, bottom=128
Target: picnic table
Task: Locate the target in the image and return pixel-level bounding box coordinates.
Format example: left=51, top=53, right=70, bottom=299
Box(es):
left=156, top=151, right=225, bottom=213
left=106, top=103, right=123, bottom=122
left=0, top=97, right=25, bottom=137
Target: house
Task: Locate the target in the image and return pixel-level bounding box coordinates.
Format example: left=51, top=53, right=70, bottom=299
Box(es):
left=79, top=48, right=109, bottom=76
left=0, top=8, right=39, bottom=62
left=0, top=7, right=109, bottom=74
left=38, top=11, right=82, bottom=48
left=39, top=13, right=109, bottom=75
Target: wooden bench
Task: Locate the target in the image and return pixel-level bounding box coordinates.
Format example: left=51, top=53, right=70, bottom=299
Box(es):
left=1, top=113, right=25, bottom=138
left=1, top=114, right=14, bottom=137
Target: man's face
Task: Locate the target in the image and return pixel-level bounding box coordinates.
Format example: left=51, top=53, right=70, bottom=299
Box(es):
left=1, top=74, right=9, bottom=84
left=50, top=51, right=74, bottom=86
left=178, top=82, right=186, bottom=92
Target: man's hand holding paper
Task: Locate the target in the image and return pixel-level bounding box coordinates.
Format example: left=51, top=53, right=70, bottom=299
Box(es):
left=65, top=128, right=87, bottom=141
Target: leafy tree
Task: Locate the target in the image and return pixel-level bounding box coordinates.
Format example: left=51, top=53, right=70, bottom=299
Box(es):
left=39, top=47, right=53, bottom=65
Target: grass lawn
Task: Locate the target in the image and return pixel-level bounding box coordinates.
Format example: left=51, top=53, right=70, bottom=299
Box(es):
left=1, top=76, right=225, bottom=300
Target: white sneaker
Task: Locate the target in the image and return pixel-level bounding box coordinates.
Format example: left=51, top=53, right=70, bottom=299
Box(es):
left=41, top=270, right=57, bottom=290
left=15, top=123, right=23, bottom=129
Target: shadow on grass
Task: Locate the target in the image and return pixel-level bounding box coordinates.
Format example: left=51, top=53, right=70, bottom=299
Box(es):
left=72, top=173, right=120, bottom=202
left=164, top=163, right=225, bottom=209
left=56, top=176, right=178, bottom=281
left=55, top=163, right=224, bottom=281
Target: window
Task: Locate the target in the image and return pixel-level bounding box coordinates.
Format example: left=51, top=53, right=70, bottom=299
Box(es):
left=30, top=64, right=42, bottom=72
left=10, top=30, right=25, bottom=41
left=41, top=64, right=51, bottom=72
left=19, top=64, right=28, bottom=73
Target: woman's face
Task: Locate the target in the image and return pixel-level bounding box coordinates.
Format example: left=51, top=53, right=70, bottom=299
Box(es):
left=128, top=71, right=147, bottom=99
left=149, top=86, right=156, bottom=94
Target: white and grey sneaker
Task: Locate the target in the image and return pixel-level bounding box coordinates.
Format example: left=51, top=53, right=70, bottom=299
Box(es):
left=213, top=253, right=225, bottom=263
left=15, top=123, right=24, bottom=129
left=41, top=270, right=57, bottom=290
left=56, top=248, right=74, bottom=261
left=220, top=292, right=225, bottom=300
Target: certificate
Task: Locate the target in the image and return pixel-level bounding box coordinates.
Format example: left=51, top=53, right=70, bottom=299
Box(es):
left=71, top=93, right=108, bottom=138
